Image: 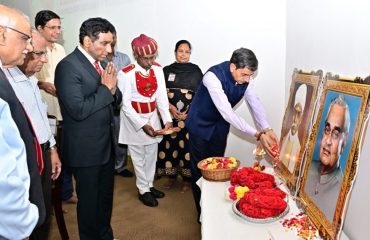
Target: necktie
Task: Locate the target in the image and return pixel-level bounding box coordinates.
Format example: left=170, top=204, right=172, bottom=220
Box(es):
left=94, top=61, right=102, bottom=75
left=0, top=68, right=44, bottom=175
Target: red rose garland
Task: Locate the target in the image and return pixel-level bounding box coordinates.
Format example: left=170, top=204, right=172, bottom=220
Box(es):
left=230, top=167, right=275, bottom=189
left=231, top=165, right=288, bottom=219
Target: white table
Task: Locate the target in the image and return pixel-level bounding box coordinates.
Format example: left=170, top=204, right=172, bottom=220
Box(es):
left=197, top=178, right=302, bottom=240
left=197, top=177, right=349, bottom=240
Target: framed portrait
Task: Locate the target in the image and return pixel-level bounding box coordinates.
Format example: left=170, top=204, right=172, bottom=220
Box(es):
left=277, top=69, right=323, bottom=193
left=298, top=73, right=370, bottom=240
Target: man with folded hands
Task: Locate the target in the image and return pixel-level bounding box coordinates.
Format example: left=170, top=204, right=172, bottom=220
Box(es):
left=117, top=34, right=172, bottom=207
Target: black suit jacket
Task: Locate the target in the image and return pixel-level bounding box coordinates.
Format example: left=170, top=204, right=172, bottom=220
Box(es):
left=55, top=48, right=122, bottom=167
left=0, top=69, right=46, bottom=226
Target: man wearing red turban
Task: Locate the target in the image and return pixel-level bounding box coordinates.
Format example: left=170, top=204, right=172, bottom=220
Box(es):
left=117, top=34, right=173, bottom=207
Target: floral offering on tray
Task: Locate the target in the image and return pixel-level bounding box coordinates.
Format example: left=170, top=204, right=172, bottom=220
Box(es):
left=229, top=162, right=289, bottom=221
left=237, top=188, right=288, bottom=219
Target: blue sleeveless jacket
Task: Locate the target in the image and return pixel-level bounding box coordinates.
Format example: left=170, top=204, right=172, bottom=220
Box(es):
left=186, top=61, right=248, bottom=142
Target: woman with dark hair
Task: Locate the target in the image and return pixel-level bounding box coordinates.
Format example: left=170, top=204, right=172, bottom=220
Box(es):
left=157, top=40, right=203, bottom=192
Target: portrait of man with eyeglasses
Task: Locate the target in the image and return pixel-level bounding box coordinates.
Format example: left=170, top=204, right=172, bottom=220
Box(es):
left=305, top=94, right=351, bottom=221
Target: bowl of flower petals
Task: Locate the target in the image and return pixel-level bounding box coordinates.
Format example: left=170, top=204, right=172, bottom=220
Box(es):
left=230, top=166, right=289, bottom=223
left=197, top=157, right=240, bottom=182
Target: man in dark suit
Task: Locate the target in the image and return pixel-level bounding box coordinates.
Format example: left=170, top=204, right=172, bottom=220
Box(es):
left=55, top=17, right=121, bottom=240
left=0, top=4, right=46, bottom=236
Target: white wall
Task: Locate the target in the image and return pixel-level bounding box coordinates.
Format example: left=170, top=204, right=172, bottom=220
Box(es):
left=286, top=1, right=370, bottom=239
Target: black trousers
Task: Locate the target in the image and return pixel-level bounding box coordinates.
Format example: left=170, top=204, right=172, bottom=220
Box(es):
left=189, top=133, right=227, bottom=220
left=30, top=147, right=52, bottom=240
left=72, top=159, right=115, bottom=240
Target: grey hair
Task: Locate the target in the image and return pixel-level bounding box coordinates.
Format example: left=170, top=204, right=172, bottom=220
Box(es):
left=0, top=4, right=30, bottom=28
left=327, top=94, right=350, bottom=135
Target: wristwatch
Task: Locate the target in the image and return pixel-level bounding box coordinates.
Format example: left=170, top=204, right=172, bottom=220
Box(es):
left=49, top=145, right=57, bottom=152
left=263, top=127, right=273, bottom=133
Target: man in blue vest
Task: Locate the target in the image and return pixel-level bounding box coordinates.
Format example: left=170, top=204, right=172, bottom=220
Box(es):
left=186, top=48, right=278, bottom=220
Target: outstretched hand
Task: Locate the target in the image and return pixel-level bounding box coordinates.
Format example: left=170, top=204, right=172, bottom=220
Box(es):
left=163, top=122, right=173, bottom=130
left=259, top=130, right=279, bottom=159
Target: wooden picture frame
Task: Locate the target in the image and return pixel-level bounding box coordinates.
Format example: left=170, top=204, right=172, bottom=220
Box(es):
left=298, top=73, right=370, bottom=240
left=276, top=69, right=323, bottom=193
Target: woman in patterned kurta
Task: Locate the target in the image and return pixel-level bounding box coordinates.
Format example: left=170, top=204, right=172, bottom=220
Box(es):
left=157, top=40, right=203, bottom=192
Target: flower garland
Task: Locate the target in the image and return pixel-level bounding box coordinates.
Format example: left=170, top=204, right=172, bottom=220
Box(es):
left=230, top=166, right=275, bottom=189
left=229, top=162, right=288, bottom=219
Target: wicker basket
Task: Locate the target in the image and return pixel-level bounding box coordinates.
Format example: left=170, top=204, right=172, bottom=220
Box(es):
left=197, top=157, right=240, bottom=182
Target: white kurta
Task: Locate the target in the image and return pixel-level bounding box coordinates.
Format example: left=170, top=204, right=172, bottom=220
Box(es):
left=117, top=62, right=172, bottom=145
left=35, top=43, right=66, bottom=120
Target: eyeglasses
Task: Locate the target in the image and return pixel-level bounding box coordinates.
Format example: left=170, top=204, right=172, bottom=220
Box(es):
left=44, top=25, right=62, bottom=31
left=6, top=26, right=32, bottom=44
left=32, top=51, right=48, bottom=58
left=241, top=72, right=254, bottom=79
left=323, top=124, right=343, bottom=140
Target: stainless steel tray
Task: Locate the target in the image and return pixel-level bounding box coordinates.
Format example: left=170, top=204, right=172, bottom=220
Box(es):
left=232, top=199, right=290, bottom=223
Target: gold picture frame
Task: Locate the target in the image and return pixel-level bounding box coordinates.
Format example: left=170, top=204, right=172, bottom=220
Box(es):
left=277, top=69, right=323, bottom=193
left=298, top=73, right=370, bottom=240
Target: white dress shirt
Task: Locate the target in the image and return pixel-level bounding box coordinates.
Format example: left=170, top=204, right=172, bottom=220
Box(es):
left=0, top=98, right=39, bottom=240
left=202, top=71, right=270, bottom=137
left=4, top=67, right=56, bottom=146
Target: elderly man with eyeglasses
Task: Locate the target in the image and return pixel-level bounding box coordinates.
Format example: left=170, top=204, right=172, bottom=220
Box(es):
left=305, top=94, right=350, bottom=221
left=0, top=4, right=46, bottom=239
left=4, top=29, right=62, bottom=240
left=117, top=34, right=173, bottom=207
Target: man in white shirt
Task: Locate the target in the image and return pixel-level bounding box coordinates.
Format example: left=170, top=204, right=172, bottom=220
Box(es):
left=35, top=10, right=77, bottom=204
left=0, top=4, right=41, bottom=239
left=0, top=97, right=39, bottom=240
left=35, top=10, right=65, bottom=121
left=117, top=34, right=172, bottom=207
left=5, top=30, right=62, bottom=239
left=186, top=48, right=278, bottom=219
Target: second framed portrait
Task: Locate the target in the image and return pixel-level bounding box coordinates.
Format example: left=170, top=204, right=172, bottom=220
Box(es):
left=298, top=73, right=370, bottom=240
left=277, top=69, right=323, bottom=192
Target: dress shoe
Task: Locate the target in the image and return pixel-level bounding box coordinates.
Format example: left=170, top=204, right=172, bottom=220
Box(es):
left=115, top=169, right=134, bottom=178
left=150, top=187, right=165, bottom=198
left=63, top=195, right=78, bottom=204
left=138, top=192, right=158, bottom=207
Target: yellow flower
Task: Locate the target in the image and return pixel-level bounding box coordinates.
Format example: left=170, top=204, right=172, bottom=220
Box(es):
left=235, top=186, right=249, bottom=199
left=229, top=157, right=236, bottom=163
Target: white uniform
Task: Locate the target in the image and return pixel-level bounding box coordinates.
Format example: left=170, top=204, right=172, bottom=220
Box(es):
left=117, top=62, right=172, bottom=194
